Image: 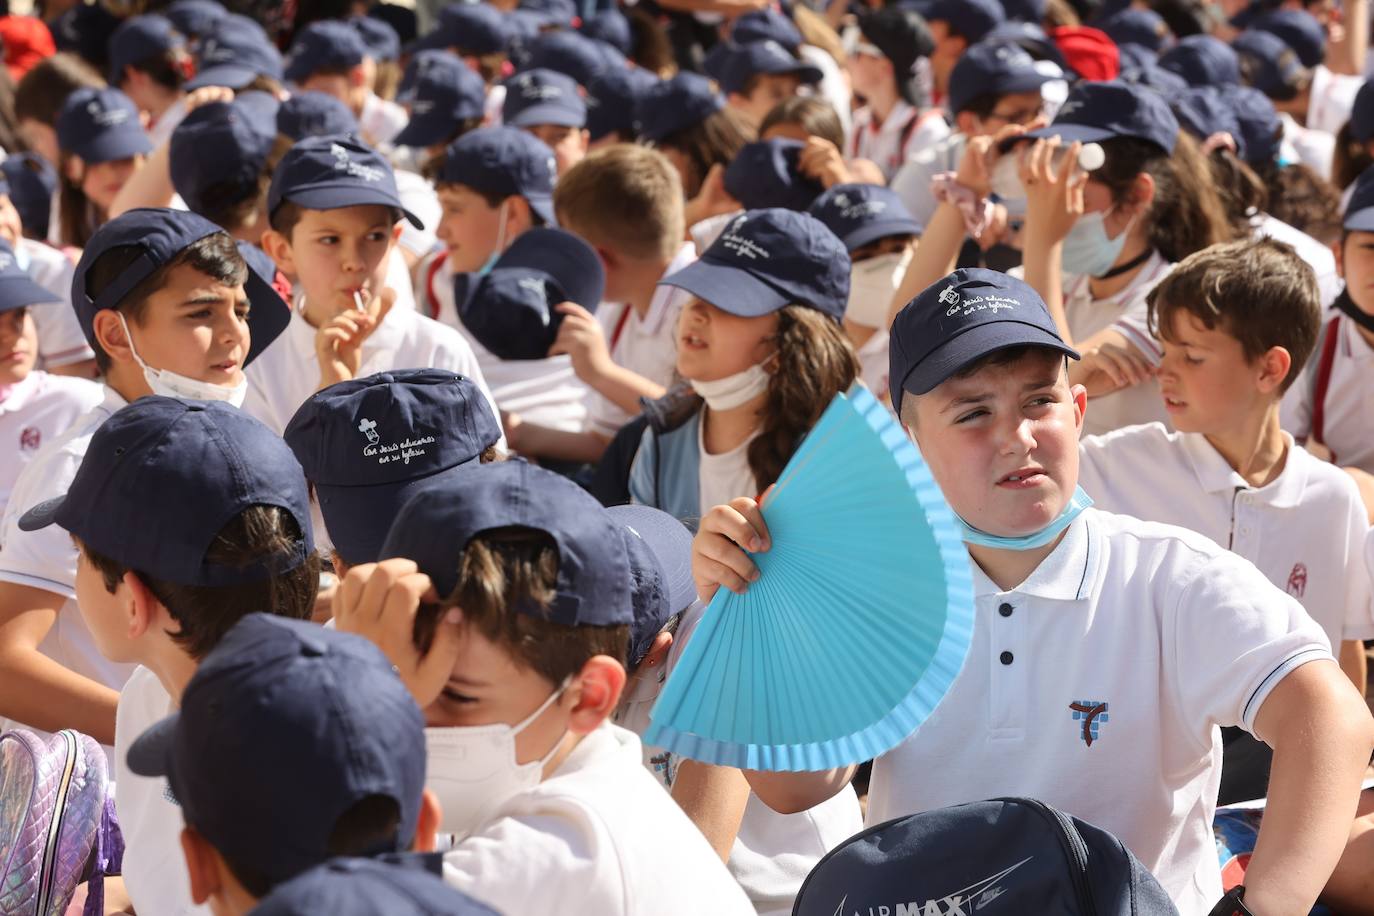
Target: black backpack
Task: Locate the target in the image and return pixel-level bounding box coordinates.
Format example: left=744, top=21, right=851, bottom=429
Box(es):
left=793, top=797, right=1179, bottom=916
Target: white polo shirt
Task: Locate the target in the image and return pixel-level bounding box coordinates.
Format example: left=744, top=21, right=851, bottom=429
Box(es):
left=395, top=170, right=441, bottom=267
left=1061, top=251, right=1174, bottom=436
left=418, top=250, right=591, bottom=433
left=359, top=90, right=408, bottom=149
left=1251, top=213, right=1340, bottom=308
left=585, top=244, right=695, bottom=438
left=0, top=386, right=137, bottom=734
left=115, top=665, right=207, bottom=916
left=1078, top=423, right=1374, bottom=651
left=891, top=131, right=966, bottom=229
left=1281, top=313, right=1374, bottom=474
left=20, top=240, right=93, bottom=370
left=0, top=370, right=102, bottom=515
left=849, top=100, right=950, bottom=182
left=1307, top=64, right=1363, bottom=137
left=241, top=302, right=499, bottom=438
left=441, top=723, right=756, bottom=915
left=866, top=509, right=1331, bottom=915
left=1279, top=112, right=1335, bottom=180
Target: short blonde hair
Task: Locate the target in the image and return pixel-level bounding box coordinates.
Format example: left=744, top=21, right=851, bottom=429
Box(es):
left=553, top=144, right=685, bottom=262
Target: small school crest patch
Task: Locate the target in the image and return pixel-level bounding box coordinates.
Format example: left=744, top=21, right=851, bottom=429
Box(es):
left=1069, top=700, right=1108, bottom=747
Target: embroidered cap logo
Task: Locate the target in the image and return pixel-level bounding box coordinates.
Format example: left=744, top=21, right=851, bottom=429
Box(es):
left=357, top=417, right=380, bottom=445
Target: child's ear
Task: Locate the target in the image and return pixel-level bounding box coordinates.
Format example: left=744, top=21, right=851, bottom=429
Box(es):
left=350, top=64, right=368, bottom=89
left=1128, top=171, right=1156, bottom=211
left=121, top=570, right=165, bottom=641
left=64, top=154, right=85, bottom=185
left=566, top=655, right=626, bottom=735
left=91, top=308, right=137, bottom=367
left=260, top=228, right=297, bottom=279
left=1256, top=345, right=1292, bottom=394
left=392, top=222, right=404, bottom=244
left=412, top=788, right=441, bottom=852
left=1070, top=382, right=1088, bottom=435
left=507, top=196, right=535, bottom=235
left=180, top=827, right=223, bottom=905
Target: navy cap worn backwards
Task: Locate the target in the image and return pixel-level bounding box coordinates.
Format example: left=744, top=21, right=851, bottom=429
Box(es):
left=394, top=51, right=486, bottom=148
left=460, top=227, right=605, bottom=360
left=19, top=398, right=313, bottom=584
left=609, top=505, right=695, bottom=668
left=108, top=14, right=185, bottom=85
left=285, top=20, right=368, bottom=85
left=586, top=65, right=658, bottom=141
left=1158, top=33, right=1240, bottom=86
left=251, top=856, right=499, bottom=916
left=187, top=14, right=283, bottom=90
left=170, top=97, right=275, bottom=217
left=0, top=238, right=59, bottom=314
left=1099, top=8, right=1170, bottom=53
left=503, top=68, right=587, bottom=129
left=126, top=615, right=426, bottom=887
left=1223, top=84, right=1282, bottom=166
left=1171, top=87, right=1246, bottom=160
left=661, top=209, right=850, bottom=321
left=70, top=208, right=289, bottom=367
left=634, top=72, right=724, bottom=143
left=947, top=41, right=1051, bottom=115
left=0, top=153, right=56, bottom=241
left=732, top=8, right=803, bottom=52
left=439, top=127, right=557, bottom=225
left=269, top=135, right=422, bottom=228
left=808, top=184, right=923, bottom=253
left=1233, top=29, right=1306, bottom=99
left=723, top=139, right=824, bottom=212
left=719, top=40, right=822, bottom=95
left=1251, top=8, right=1325, bottom=68
left=278, top=91, right=360, bottom=140
left=857, top=7, right=936, bottom=77
left=381, top=460, right=634, bottom=625
left=284, top=369, right=502, bottom=566
left=1022, top=80, right=1178, bottom=154
left=889, top=268, right=1079, bottom=411
left=56, top=88, right=152, bottom=165
left=1343, top=164, right=1374, bottom=231
left=351, top=15, right=401, bottom=62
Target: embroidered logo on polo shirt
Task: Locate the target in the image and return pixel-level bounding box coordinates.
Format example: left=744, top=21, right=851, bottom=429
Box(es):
left=1069, top=700, right=1108, bottom=747
left=1286, top=562, right=1307, bottom=598
left=829, top=856, right=1033, bottom=916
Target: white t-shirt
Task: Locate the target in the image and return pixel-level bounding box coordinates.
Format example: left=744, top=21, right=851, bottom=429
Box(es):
left=585, top=244, right=695, bottom=437
left=866, top=509, right=1331, bottom=915
left=1078, top=423, right=1374, bottom=651
left=698, top=421, right=758, bottom=513
left=1281, top=312, right=1374, bottom=473
left=441, top=723, right=756, bottom=915
left=418, top=250, right=591, bottom=433
left=0, top=386, right=137, bottom=735
left=1061, top=251, right=1173, bottom=436
left=0, top=370, right=103, bottom=515
left=241, top=302, right=499, bottom=438
left=359, top=91, right=409, bottom=149
left=1307, top=64, right=1364, bottom=137
left=1279, top=112, right=1335, bottom=180
left=848, top=100, right=950, bottom=182
left=20, top=239, right=93, bottom=369
left=1251, top=212, right=1340, bottom=308
left=115, top=665, right=207, bottom=916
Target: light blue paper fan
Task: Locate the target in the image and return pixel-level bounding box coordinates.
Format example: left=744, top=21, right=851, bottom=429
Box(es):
left=644, top=383, right=975, bottom=772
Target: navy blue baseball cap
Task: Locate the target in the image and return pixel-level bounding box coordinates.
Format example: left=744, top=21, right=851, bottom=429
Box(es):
left=1099, top=8, right=1170, bottom=53
left=252, top=857, right=498, bottom=916
left=524, top=28, right=619, bottom=86
left=1171, top=87, right=1247, bottom=159
left=1158, top=33, right=1240, bottom=86
left=634, top=72, right=724, bottom=143
left=610, top=504, right=695, bottom=668
left=999, top=0, right=1046, bottom=25
left=165, top=0, right=227, bottom=39
left=519, top=0, right=577, bottom=29
left=1118, top=57, right=1190, bottom=95
left=395, top=51, right=486, bottom=147
left=286, top=20, right=367, bottom=85
left=269, top=135, right=422, bottom=228
left=52, top=1, right=120, bottom=70
left=1233, top=29, right=1305, bottom=100
left=1344, top=165, right=1374, bottom=230
left=808, top=184, right=923, bottom=252
left=889, top=268, right=1079, bottom=410
left=946, top=41, right=1050, bottom=114
left=419, top=2, right=510, bottom=55
left=383, top=460, right=634, bottom=624
left=1223, top=84, right=1282, bottom=166
left=1250, top=8, right=1325, bottom=68
left=56, top=88, right=151, bottom=165
left=127, top=614, right=426, bottom=886
left=170, top=97, right=275, bottom=218
left=1, top=153, right=56, bottom=241
left=586, top=65, right=658, bottom=140
left=187, top=14, right=284, bottom=90
left=278, top=91, right=360, bottom=140
left=438, top=127, right=557, bottom=224
left=719, top=40, right=822, bottom=95
left=108, top=14, right=185, bottom=85
left=1021, top=80, right=1178, bottom=154
left=723, top=139, right=824, bottom=212
left=0, top=239, right=58, bottom=315
left=982, top=20, right=1067, bottom=68
left=580, top=8, right=633, bottom=55
left=284, top=369, right=502, bottom=565
left=18, top=398, right=313, bottom=584
left=351, top=14, right=401, bottom=62
left=732, top=8, right=803, bottom=51
left=503, top=67, right=587, bottom=128
left=661, top=209, right=850, bottom=321
left=459, top=227, right=605, bottom=360
left=925, top=0, right=1004, bottom=42
left=70, top=208, right=290, bottom=367
left=1351, top=79, right=1374, bottom=143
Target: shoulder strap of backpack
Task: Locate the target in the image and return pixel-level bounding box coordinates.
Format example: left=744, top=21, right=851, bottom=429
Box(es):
left=1310, top=315, right=1341, bottom=447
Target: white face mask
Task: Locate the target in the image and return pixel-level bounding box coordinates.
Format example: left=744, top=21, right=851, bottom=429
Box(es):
left=116, top=314, right=247, bottom=407
left=690, top=362, right=772, bottom=411
left=846, top=248, right=912, bottom=329
left=424, top=678, right=570, bottom=838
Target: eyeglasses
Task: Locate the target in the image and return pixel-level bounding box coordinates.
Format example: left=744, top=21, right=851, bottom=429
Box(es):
left=984, top=103, right=1045, bottom=126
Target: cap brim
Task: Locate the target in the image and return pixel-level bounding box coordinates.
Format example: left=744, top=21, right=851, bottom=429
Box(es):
left=186, top=64, right=258, bottom=90
left=1012, top=123, right=1117, bottom=149
left=1344, top=206, right=1374, bottom=232
left=393, top=110, right=460, bottom=148
left=506, top=103, right=585, bottom=129
left=244, top=269, right=291, bottom=367
left=0, top=275, right=62, bottom=311
left=16, top=494, right=67, bottom=532
left=900, top=320, right=1080, bottom=397
left=126, top=712, right=180, bottom=778
left=285, top=184, right=425, bottom=229
left=524, top=192, right=556, bottom=226
left=764, top=61, right=823, bottom=84
left=77, top=131, right=153, bottom=165
left=659, top=258, right=790, bottom=317
left=842, top=217, right=924, bottom=251
left=607, top=505, right=696, bottom=616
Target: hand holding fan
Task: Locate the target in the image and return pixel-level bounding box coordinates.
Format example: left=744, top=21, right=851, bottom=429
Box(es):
left=645, top=383, right=974, bottom=772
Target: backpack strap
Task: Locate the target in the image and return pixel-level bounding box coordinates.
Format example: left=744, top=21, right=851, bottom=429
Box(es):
left=1309, top=315, right=1341, bottom=450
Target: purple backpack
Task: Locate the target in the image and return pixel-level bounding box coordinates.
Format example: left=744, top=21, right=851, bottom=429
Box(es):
left=0, top=729, right=123, bottom=916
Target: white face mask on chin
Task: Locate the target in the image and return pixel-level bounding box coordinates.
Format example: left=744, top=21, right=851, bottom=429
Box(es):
left=846, top=248, right=913, bottom=329
left=690, top=362, right=772, bottom=411
left=116, top=313, right=248, bottom=407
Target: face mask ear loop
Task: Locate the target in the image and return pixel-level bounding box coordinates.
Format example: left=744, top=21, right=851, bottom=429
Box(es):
left=116, top=312, right=153, bottom=374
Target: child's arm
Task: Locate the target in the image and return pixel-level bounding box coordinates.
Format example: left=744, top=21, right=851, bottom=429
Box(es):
left=1240, top=659, right=1374, bottom=915
left=1020, top=138, right=1086, bottom=345
left=504, top=412, right=611, bottom=464
left=671, top=760, right=751, bottom=862
left=1066, top=329, right=1157, bottom=397
left=549, top=303, right=666, bottom=415
left=0, top=582, right=119, bottom=743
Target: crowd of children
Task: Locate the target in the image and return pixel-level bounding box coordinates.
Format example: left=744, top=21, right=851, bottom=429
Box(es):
left=0, top=0, right=1373, bottom=913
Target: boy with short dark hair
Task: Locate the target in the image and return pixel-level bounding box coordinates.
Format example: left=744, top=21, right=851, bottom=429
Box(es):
left=283, top=20, right=406, bottom=148
left=502, top=68, right=590, bottom=175
left=718, top=40, right=822, bottom=130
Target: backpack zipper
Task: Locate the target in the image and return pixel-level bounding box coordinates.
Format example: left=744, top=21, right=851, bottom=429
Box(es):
left=1023, top=798, right=1097, bottom=916
left=35, top=730, right=78, bottom=916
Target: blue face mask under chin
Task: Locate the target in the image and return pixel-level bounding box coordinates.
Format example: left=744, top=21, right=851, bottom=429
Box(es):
left=955, top=485, right=1094, bottom=550
left=476, top=201, right=510, bottom=277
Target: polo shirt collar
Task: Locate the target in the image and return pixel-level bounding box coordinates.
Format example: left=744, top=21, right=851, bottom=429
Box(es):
left=1178, top=430, right=1307, bottom=509
left=970, top=510, right=1100, bottom=602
